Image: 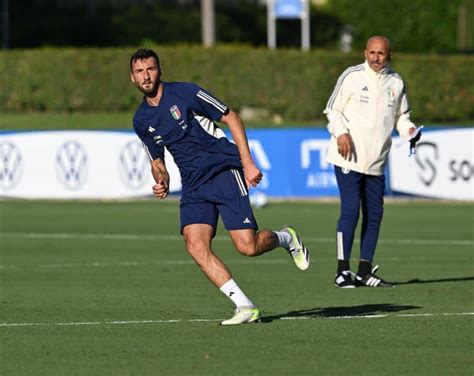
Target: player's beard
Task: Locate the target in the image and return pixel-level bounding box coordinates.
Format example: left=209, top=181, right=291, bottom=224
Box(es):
left=138, top=79, right=159, bottom=96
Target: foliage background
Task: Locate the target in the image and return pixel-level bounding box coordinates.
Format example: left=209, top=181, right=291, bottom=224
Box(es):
left=1, top=46, right=473, bottom=122
left=1, top=0, right=473, bottom=124
left=6, top=0, right=471, bottom=53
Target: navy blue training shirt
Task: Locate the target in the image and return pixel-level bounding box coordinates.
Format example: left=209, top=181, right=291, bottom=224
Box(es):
left=133, top=82, right=242, bottom=193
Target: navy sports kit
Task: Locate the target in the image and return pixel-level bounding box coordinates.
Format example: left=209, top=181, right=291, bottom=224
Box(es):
left=133, top=82, right=258, bottom=235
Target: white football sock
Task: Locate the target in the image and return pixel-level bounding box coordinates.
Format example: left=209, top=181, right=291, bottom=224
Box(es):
left=273, top=230, right=292, bottom=250
left=219, top=279, right=254, bottom=308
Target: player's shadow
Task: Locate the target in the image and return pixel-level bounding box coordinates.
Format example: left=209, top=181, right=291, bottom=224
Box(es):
left=261, top=303, right=420, bottom=323
left=393, top=276, right=474, bottom=285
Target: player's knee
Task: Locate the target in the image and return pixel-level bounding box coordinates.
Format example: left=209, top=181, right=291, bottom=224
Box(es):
left=185, top=239, right=208, bottom=259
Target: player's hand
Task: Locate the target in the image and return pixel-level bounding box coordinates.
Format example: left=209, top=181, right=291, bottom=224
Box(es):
left=337, top=133, right=355, bottom=161
left=152, top=181, right=169, bottom=199
left=243, top=162, right=263, bottom=188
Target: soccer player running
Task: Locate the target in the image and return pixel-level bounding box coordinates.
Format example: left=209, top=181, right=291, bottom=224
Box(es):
left=129, top=48, right=310, bottom=325
left=324, top=36, right=421, bottom=288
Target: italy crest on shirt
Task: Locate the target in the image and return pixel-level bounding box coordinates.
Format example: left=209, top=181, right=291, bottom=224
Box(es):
left=170, top=105, right=181, bottom=120
left=387, top=88, right=395, bottom=100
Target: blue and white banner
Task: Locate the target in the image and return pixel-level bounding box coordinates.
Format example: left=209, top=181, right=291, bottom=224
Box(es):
left=0, top=130, right=181, bottom=199
left=244, top=129, right=338, bottom=197
left=1, top=128, right=472, bottom=200
left=389, top=128, right=474, bottom=200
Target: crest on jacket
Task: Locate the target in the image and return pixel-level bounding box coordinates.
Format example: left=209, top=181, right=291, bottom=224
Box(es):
left=387, top=88, right=395, bottom=100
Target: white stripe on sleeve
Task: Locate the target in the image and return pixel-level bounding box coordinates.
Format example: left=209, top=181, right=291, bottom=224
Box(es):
left=141, top=142, right=153, bottom=162
left=197, top=90, right=227, bottom=113
left=327, top=66, right=363, bottom=110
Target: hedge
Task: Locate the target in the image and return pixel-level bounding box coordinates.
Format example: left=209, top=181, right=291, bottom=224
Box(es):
left=1, top=46, right=473, bottom=122
left=326, top=0, right=465, bottom=53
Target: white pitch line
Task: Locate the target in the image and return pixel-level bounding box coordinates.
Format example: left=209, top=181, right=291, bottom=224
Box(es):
left=0, top=259, right=289, bottom=270
left=1, top=232, right=473, bottom=246
left=1, top=312, right=472, bottom=328
left=0, top=232, right=183, bottom=241
left=1, top=255, right=473, bottom=271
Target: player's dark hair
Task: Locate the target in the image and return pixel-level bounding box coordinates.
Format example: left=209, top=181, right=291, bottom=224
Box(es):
left=130, top=48, right=160, bottom=72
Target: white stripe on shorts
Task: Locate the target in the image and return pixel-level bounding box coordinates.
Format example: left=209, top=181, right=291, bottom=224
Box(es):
left=231, top=169, right=247, bottom=196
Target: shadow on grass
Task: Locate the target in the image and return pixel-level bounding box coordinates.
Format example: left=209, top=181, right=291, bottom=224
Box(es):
left=393, top=276, right=474, bottom=285
left=262, top=303, right=420, bottom=323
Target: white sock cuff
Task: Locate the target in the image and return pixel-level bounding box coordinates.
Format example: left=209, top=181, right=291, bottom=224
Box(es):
left=273, top=230, right=292, bottom=249
left=219, top=278, right=254, bottom=308
left=219, top=278, right=238, bottom=294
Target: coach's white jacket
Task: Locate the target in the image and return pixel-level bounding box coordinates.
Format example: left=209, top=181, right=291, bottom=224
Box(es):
left=324, top=60, right=415, bottom=176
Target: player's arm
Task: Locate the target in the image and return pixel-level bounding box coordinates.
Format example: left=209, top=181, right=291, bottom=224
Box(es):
left=150, top=157, right=170, bottom=199
left=188, top=84, right=261, bottom=186
left=133, top=119, right=169, bottom=199
left=220, top=110, right=262, bottom=188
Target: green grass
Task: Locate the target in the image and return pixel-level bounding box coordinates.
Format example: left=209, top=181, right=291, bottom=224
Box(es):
left=2, top=112, right=471, bottom=131
left=0, top=112, right=323, bottom=130
left=0, top=200, right=473, bottom=375
left=0, top=112, right=136, bottom=130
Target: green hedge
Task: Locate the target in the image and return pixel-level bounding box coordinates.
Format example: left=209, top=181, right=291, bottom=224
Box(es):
left=326, top=0, right=464, bottom=53
left=1, top=46, right=473, bottom=122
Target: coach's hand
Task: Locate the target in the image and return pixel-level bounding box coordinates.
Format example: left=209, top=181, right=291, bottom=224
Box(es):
left=152, top=180, right=169, bottom=199
left=337, top=133, right=355, bottom=161
left=409, top=126, right=422, bottom=144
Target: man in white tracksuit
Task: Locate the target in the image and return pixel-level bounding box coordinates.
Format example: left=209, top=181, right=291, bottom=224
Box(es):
left=325, top=35, right=420, bottom=288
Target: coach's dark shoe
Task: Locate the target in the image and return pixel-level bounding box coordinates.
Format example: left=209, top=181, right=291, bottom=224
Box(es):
left=334, top=270, right=355, bottom=288
left=355, top=265, right=393, bottom=288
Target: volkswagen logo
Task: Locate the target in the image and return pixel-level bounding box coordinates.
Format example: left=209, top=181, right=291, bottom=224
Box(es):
left=0, top=141, right=23, bottom=191
left=55, top=141, right=88, bottom=190
left=119, top=140, right=150, bottom=190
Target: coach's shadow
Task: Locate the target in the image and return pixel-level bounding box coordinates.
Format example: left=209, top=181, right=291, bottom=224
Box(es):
left=393, top=276, right=474, bottom=285
left=262, top=303, right=420, bottom=323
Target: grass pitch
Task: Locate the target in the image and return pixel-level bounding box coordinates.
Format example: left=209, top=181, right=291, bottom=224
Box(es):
left=0, top=200, right=473, bottom=375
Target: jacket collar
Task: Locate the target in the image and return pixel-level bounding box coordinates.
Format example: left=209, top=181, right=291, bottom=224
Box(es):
left=364, top=60, right=389, bottom=76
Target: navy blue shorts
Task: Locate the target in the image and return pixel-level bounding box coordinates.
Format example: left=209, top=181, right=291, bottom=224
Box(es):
left=180, top=169, right=258, bottom=236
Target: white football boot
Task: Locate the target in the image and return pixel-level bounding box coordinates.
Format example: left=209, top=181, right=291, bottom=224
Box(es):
left=220, top=306, right=261, bottom=325
left=281, top=225, right=310, bottom=271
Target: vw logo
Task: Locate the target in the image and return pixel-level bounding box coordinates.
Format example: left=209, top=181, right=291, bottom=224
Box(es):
left=119, top=140, right=150, bottom=190
left=55, top=141, right=88, bottom=190
left=0, top=141, right=23, bottom=191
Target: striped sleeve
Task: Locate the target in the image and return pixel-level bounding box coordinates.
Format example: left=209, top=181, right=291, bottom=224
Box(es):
left=324, top=65, right=362, bottom=137
left=395, top=84, right=416, bottom=138
left=325, top=65, right=363, bottom=111
left=190, top=84, right=229, bottom=121
left=399, top=85, right=411, bottom=115
left=196, top=90, right=228, bottom=114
